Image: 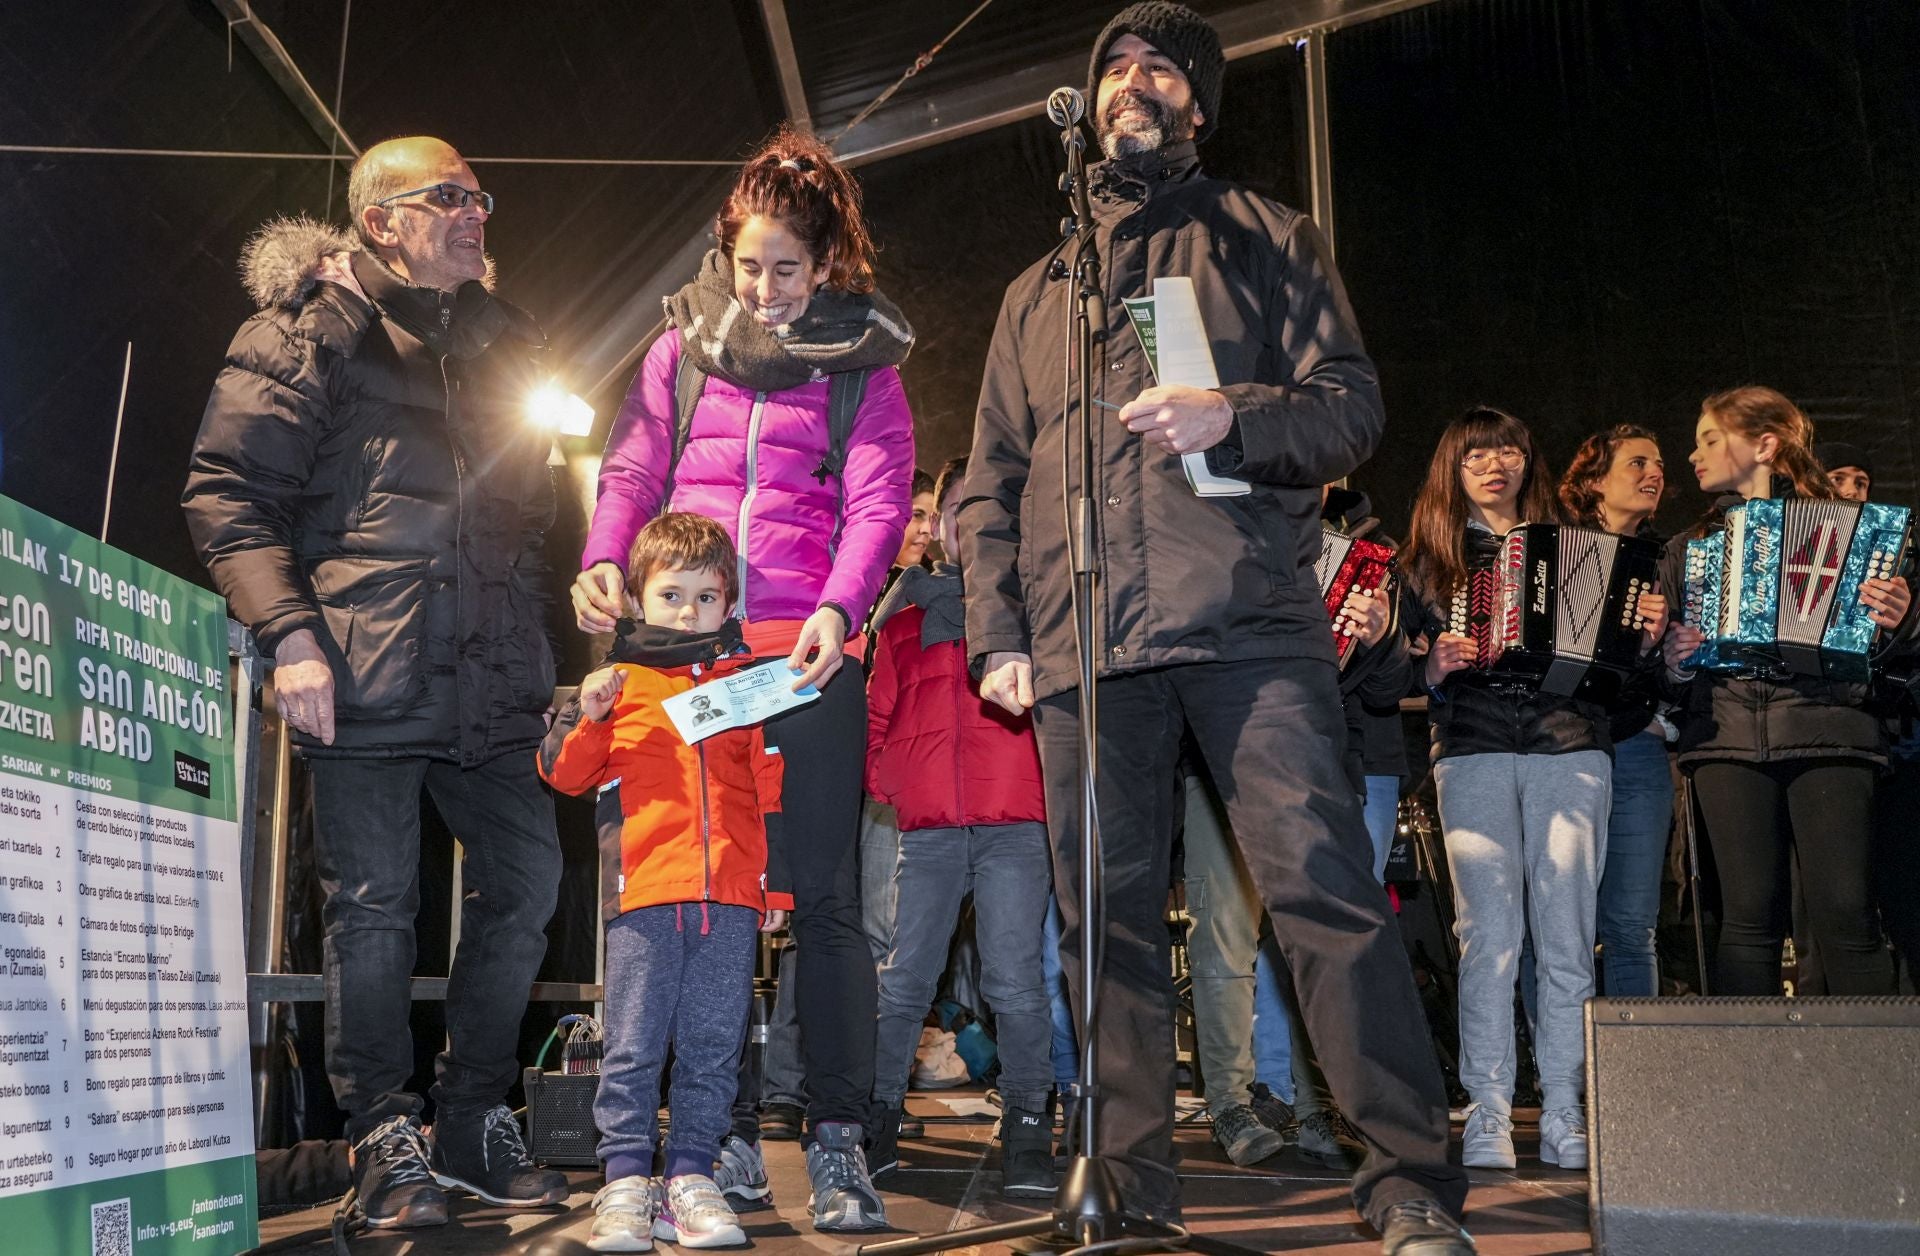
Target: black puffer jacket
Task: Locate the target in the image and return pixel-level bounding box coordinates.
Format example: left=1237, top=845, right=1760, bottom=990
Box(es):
left=1659, top=495, right=1884, bottom=766
left=960, top=143, right=1383, bottom=699
left=183, top=218, right=556, bottom=765
left=1410, top=524, right=1612, bottom=763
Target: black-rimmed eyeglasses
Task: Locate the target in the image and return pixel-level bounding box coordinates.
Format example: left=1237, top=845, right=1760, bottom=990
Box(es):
left=375, top=183, right=495, bottom=214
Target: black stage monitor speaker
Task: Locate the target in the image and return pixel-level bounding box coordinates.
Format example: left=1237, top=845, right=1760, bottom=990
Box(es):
left=1587, top=996, right=1920, bottom=1254
left=523, top=1066, right=601, bottom=1167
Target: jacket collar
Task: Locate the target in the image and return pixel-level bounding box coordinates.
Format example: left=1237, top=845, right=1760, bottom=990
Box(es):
left=606, top=618, right=748, bottom=671
left=1089, top=141, right=1201, bottom=217
left=350, top=250, right=514, bottom=360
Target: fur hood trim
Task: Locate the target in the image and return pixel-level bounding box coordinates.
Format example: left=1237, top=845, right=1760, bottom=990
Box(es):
left=239, top=214, right=498, bottom=311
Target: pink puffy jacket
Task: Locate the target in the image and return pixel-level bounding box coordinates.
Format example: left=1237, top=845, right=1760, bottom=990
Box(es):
left=583, top=333, right=916, bottom=624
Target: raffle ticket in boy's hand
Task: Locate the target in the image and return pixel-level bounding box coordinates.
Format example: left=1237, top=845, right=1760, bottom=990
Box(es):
left=662, top=659, right=819, bottom=744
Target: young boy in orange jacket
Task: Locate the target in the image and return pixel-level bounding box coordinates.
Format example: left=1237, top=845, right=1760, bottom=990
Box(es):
left=538, top=513, right=791, bottom=1252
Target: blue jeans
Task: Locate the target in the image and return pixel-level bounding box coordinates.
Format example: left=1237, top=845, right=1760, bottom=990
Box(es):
left=1042, top=895, right=1078, bottom=1087
left=860, top=799, right=902, bottom=966
left=1595, top=730, right=1674, bottom=997
left=871, top=822, right=1055, bottom=1113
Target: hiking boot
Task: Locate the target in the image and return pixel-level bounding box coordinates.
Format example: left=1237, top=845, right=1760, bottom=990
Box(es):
left=1293, top=1109, right=1364, bottom=1170
left=1378, top=1199, right=1477, bottom=1255
left=1210, top=1102, right=1284, bottom=1166
left=805, top=1121, right=887, bottom=1232
left=1538, top=1106, right=1589, bottom=1170
left=758, top=1101, right=805, bottom=1141
left=350, top=1115, right=447, bottom=1229
left=431, top=1103, right=568, bottom=1206
left=654, top=1174, right=747, bottom=1248
left=588, top=1175, right=656, bottom=1252
left=866, top=1106, right=901, bottom=1181
left=713, top=1134, right=771, bottom=1210
left=899, top=1112, right=926, bottom=1139
left=1000, top=1105, right=1059, bottom=1198
left=1459, top=1103, right=1516, bottom=1170
left=1248, top=1081, right=1295, bottom=1136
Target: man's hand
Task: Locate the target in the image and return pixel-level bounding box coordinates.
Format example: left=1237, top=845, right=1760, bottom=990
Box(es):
left=273, top=628, right=337, bottom=746
left=1863, top=576, right=1912, bottom=631
left=980, top=651, right=1035, bottom=715
left=1424, top=632, right=1477, bottom=688
left=1337, top=588, right=1391, bottom=647
left=1663, top=623, right=1704, bottom=676
left=760, top=908, right=789, bottom=934
left=1115, top=385, right=1234, bottom=455
left=787, top=606, right=848, bottom=692
left=579, top=666, right=627, bottom=722
left=571, top=562, right=627, bottom=634
left=1636, top=590, right=1670, bottom=649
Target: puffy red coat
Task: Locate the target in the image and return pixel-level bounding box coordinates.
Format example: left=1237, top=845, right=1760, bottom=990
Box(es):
left=866, top=605, right=1047, bottom=831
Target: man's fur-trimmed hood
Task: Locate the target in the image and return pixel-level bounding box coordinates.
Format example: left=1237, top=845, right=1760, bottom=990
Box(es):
left=239, top=214, right=496, bottom=311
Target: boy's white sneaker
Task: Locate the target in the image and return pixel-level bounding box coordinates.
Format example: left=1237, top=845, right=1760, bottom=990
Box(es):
left=1538, top=1107, right=1589, bottom=1170
left=588, top=1175, right=657, bottom=1252
left=654, top=1173, right=748, bottom=1248
left=1459, top=1103, right=1516, bottom=1170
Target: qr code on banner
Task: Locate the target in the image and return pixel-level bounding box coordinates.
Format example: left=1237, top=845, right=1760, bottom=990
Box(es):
left=91, top=1197, right=132, bottom=1256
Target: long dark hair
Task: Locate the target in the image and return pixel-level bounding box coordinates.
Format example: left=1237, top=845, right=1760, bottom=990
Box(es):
left=1401, top=406, right=1559, bottom=599
left=717, top=126, right=876, bottom=293
left=1558, top=423, right=1666, bottom=530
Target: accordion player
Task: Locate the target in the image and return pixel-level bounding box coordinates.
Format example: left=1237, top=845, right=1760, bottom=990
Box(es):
left=1681, top=497, right=1911, bottom=680
left=1447, top=523, right=1661, bottom=701
left=1315, top=527, right=1395, bottom=666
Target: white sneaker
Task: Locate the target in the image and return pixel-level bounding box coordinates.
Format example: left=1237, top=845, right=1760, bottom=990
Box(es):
left=1538, top=1106, right=1589, bottom=1170
left=654, top=1173, right=747, bottom=1248
left=588, top=1175, right=656, bottom=1252
left=713, top=1134, right=772, bottom=1209
left=1460, top=1103, right=1516, bottom=1169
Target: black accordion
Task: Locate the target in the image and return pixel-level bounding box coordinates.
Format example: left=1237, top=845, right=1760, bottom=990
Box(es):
left=1448, top=524, right=1661, bottom=701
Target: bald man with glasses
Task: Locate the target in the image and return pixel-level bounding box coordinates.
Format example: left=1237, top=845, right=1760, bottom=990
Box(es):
left=185, top=137, right=566, bottom=1230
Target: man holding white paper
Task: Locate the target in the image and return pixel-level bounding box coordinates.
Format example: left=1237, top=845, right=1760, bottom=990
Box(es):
left=957, top=5, right=1469, bottom=1253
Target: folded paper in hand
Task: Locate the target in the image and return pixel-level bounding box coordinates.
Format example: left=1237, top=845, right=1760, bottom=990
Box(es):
left=662, top=660, right=818, bottom=743
left=1121, top=276, right=1251, bottom=498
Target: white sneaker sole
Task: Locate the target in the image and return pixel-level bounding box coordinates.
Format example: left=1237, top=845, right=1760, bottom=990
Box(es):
left=587, top=1228, right=654, bottom=1252
left=1461, top=1147, right=1516, bottom=1170
left=1540, top=1141, right=1588, bottom=1170
left=431, top=1170, right=568, bottom=1208
left=655, top=1219, right=748, bottom=1248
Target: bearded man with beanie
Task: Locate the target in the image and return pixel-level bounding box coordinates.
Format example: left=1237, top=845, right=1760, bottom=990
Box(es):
left=958, top=7, right=1472, bottom=1252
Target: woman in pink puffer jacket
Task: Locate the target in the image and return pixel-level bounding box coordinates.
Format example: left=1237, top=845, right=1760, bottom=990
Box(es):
left=571, top=126, right=914, bottom=1232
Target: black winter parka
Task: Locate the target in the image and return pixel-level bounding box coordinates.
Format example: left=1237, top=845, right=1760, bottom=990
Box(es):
left=958, top=143, right=1383, bottom=699
left=183, top=221, right=556, bottom=765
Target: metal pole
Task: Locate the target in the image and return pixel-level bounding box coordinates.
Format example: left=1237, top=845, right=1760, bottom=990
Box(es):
left=249, top=691, right=295, bottom=1145
left=1300, top=30, right=1336, bottom=259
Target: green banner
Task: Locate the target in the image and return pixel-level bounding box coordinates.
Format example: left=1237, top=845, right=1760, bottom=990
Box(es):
left=0, top=496, right=233, bottom=822
left=0, top=1154, right=257, bottom=1254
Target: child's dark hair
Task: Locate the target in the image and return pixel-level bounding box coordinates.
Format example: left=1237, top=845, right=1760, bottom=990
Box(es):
left=911, top=468, right=935, bottom=498
left=934, top=456, right=969, bottom=512
left=717, top=126, right=876, bottom=294
left=627, top=512, right=739, bottom=607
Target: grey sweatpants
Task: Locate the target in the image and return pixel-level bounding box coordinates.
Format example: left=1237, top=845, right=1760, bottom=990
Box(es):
left=1433, top=750, right=1610, bottom=1115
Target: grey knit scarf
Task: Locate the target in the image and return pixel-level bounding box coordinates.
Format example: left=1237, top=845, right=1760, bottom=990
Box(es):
left=662, top=249, right=913, bottom=392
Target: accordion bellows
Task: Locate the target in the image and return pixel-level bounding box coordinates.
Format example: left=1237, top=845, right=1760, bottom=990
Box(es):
left=1449, top=524, right=1662, bottom=701
left=1682, top=498, right=1911, bottom=680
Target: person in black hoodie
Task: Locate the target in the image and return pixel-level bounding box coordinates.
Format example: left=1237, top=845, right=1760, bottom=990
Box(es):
left=1661, top=387, right=1908, bottom=997
left=1401, top=407, right=1666, bottom=1174
left=1557, top=427, right=1675, bottom=998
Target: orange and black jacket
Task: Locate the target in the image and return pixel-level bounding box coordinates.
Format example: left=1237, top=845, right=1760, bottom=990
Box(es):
left=537, top=620, right=792, bottom=922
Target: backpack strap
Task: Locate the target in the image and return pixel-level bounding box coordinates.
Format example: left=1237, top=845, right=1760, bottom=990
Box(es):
left=661, top=342, right=706, bottom=507
left=816, top=368, right=871, bottom=558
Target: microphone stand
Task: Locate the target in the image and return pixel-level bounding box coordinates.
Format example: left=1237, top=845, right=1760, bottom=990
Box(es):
left=861, top=102, right=1260, bottom=1256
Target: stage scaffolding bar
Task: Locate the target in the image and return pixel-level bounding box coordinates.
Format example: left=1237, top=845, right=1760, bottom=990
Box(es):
left=1301, top=28, right=1337, bottom=259
left=247, top=975, right=604, bottom=1004
left=758, top=0, right=814, bottom=133
left=208, top=0, right=359, bottom=160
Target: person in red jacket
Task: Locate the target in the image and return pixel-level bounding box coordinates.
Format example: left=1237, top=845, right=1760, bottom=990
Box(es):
left=538, top=513, right=792, bottom=1252
left=863, top=457, right=1055, bottom=1197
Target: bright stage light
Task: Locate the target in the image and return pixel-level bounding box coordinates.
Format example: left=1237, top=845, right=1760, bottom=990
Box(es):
left=527, top=382, right=596, bottom=436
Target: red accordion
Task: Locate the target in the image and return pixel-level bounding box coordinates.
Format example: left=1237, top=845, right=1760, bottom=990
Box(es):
left=1315, top=528, right=1396, bottom=666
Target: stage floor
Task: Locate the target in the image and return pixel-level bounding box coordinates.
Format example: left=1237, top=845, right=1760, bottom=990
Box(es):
left=254, top=1097, right=1590, bottom=1254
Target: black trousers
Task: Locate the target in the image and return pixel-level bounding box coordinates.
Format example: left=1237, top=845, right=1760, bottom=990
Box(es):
left=1032, top=657, right=1463, bottom=1226
left=761, top=660, right=876, bottom=1129
left=1874, top=749, right=1920, bottom=988
left=1691, top=758, right=1893, bottom=996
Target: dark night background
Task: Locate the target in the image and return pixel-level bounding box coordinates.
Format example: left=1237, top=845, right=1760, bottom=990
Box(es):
left=4, top=0, right=1916, bottom=1142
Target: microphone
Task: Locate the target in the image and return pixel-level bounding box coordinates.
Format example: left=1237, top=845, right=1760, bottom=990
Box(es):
left=1046, top=86, right=1085, bottom=127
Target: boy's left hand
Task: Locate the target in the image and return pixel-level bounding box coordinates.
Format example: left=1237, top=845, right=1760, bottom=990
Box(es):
left=579, top=666, right=627, bottom=722
left=760, top=908, right=788, bottom=933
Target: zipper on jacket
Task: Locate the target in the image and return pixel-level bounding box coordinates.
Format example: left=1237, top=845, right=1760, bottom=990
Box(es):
left=441, top=354, right=465, bottom=760
left=693, top=663, right=714, bottom=902
left=733, top=393, right=767, bottom=620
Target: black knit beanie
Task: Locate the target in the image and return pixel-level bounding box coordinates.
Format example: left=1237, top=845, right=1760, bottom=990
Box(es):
left=1087, top=2, right=1225, bottom=144
left=1814, top=441, right=1873, bottom=480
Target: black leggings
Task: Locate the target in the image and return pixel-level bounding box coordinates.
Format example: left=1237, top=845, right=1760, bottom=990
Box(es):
left=1691, top=759, right=1893, bottom=996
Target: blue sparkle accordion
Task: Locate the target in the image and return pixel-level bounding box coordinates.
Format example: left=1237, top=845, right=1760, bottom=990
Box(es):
left=1681, top=498, right=1911, bottom=680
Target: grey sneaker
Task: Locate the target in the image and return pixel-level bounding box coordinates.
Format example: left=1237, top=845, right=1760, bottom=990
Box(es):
left=654, top=1173, right=747, bottom=1248
left=1378, top=1198, right=1477, bottom=1254
left=1294, top=1109, right=1365, bottom=1169
left=805, top=1121, right=888, bottom=1232
left=1538, top=1106, right=1588, bottom=1170
left=1210, top=1103, right=1284, bottom=1166
left=713, top=1134, right=772, bottom=1209
left=588, top=1175, right=656, bottom=1253
left=1460, top=1103, right=1516, bottom=1170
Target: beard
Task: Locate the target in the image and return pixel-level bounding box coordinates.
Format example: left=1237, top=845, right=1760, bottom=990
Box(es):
left=1097, top=89, right=1194, bottom=159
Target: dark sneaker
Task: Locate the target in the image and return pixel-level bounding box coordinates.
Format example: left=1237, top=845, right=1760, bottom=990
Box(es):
left=351, top=1115, right=448, bottom=1229
left=898, top=1112, right=926, bottom=1140
left=713, top=1134, right=772, bottom=1210
left=999, top=1106, right=1059, bottom=1198
left=1378, top=1198, right=1476, bottom=1254
left=1249, top=1081, right=1295, bottom=1135
left=805, top=1121, right=887, bottom=1232
left=1293, top=1109, right=1365, bottom=1170
left=1210, top=1102, right=1284, bottom=1166
left=759, top=1101, right=805, bottom=1141
left=430, top=1104, right=568, bottom=1207
left=866, top=1107, right=901, bottom=1181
